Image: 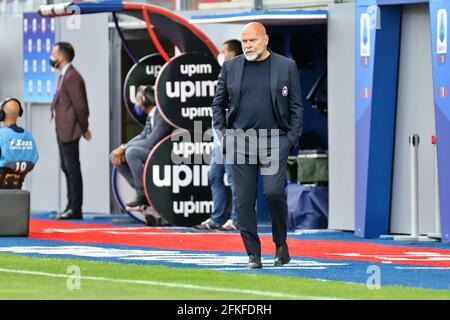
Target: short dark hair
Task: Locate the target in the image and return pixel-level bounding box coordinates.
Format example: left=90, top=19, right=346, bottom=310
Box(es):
left=137, top=85, right=156, bottom=107
left=223, top=39, right=243, bottom=56
left=55, top=42, right=75, bottom=62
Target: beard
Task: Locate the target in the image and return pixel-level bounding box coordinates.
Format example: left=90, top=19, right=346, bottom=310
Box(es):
left=244, top=47, right=264, bottom=61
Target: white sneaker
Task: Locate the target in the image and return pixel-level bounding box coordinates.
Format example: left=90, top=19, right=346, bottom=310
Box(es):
left=221, top=219, right=238, bottom=231
left=194, top=218, right=220, bottom=230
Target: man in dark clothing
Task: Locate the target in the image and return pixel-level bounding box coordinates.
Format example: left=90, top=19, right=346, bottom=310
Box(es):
left=212, top=22, right=303, bottom=268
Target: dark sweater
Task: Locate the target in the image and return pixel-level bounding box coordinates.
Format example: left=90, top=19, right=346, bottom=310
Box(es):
left=232, top=54, right=278, bottom=131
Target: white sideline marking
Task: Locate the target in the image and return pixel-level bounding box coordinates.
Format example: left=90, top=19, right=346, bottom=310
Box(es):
left=0, top=268, right=342, bottom=300
left=214, top=267, right=328, bottom=271
left=0, top=246, right=347, bottom=268
left=43, top=227, right=154, bottom=234
left=328, top=252, right=450, bottom=262
left=395, top=267, right=450, bottom=270
left=105, top=231, right=232, bottom=235
left=43, top=228, right=233, bottom=235
left=42, top=228, right=275, bottom=236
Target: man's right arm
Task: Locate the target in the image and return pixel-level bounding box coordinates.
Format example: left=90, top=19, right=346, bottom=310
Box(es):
left=67, top=73, right=90, bottom=134
left=110, top=127, right=144, bottom=165
left=211, top=62, right=230, bottom=137
left=126, top=122, right=148, bottom=148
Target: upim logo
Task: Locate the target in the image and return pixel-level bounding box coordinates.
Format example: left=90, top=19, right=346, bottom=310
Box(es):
left=180, top=64, right=213, bottom=77
left=173, top=196, right=213, bottom=217
left=173, top=141, right=214, bottom=158
left=153, top=165, right=210, bottom=193
left=181, top=107, right=213, bottom=120
left=166, top=80, right=217, bottom=103
left=146, top=65, right=162, bottom=77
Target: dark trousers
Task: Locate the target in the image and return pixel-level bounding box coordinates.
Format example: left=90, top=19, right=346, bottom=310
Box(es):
left=114, top=146, right=149, bottom=197
left=58, top=138, right=83, bottom=213
left=209, top=148, right=237, bottom=225
left=229, top=134, right=291, bottom=256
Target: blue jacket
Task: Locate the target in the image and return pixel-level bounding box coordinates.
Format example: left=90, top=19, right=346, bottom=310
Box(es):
left=0, top=125, right=39, bottom=168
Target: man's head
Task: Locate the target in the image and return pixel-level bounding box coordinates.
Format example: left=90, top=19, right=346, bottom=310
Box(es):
left=50, top=42, right=75, bottom=70
left=221, top=39, right=243, bottom=62
left=135, top=85, right=156, bottom=116
left=0, top=98, right=23, bottom=124
left=241, top=22, right=269, bottom=62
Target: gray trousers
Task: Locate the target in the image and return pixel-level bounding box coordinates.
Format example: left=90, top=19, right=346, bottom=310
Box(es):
left=115, top=146, right=149, bottom=196
left=228, top=134, right=291, bottom=256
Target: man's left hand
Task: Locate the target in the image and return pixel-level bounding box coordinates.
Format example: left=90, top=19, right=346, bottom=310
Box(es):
left=83, top=130, right=92, bottom=141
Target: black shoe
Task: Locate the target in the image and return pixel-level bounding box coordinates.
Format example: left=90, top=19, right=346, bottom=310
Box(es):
left=146, top=216, right=172, bottom=227
left=156, top=218, right=171, bottom=227
left=55, top=209, right=83, bottom=220
left=49, top=205, right=71, bottom=219
left=248, top=254, right=262, bottom=269
left=144, top=214, right=157, bottom=226
left=274, top=244, right=291, bottom=266
left=62, top=205, right=71, bottom=214
left=126, top=194, right=149, bottom=209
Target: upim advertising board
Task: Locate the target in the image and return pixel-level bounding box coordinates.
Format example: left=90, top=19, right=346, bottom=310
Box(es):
left=155, top=52, right=220, bottom=131
left=144, top=130, right=215, bottom=226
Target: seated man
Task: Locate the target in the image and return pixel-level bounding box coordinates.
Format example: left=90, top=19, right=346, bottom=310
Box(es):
left=0, top=98, right=39, bottom=189
left=110, top=86, right=174, bottom=210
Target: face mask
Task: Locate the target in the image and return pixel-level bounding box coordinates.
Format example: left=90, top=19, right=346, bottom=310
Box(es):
left=134, top=104, right=145, bottom=116
left=217, top=53, right=225, bottom=67
left=49, top=57, right=60, bottom=69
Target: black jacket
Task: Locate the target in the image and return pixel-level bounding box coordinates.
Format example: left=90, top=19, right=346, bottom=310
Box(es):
left=211, top=51, right=303, bottom=147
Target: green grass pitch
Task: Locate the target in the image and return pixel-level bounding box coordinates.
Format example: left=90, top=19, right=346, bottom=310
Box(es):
left=0, top=253, right=449, bottom=300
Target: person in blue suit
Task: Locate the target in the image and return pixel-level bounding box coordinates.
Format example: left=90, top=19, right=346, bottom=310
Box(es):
left=0, top=98, right=39, bottom=188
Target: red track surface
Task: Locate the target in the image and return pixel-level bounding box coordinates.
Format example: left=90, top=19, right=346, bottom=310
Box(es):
left=29, top=219, right=450, bottom=267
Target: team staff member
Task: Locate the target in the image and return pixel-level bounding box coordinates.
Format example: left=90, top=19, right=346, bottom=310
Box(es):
left=0, top=98, right=39, bottom=188
left=212, top=22, right=303, bottom=268
left=195, top=39, right=242, bottom=231
left=110, top=86, right=174, bottom=210
left=50, top=42, right=91, bottom=220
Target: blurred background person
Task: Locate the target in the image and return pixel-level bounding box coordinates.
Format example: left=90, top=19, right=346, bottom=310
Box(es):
left=110, top=85, right=174, bottom=211
left=195, top=39, right=242, bottom=231
left=0, top=98, right=39, bottom=189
